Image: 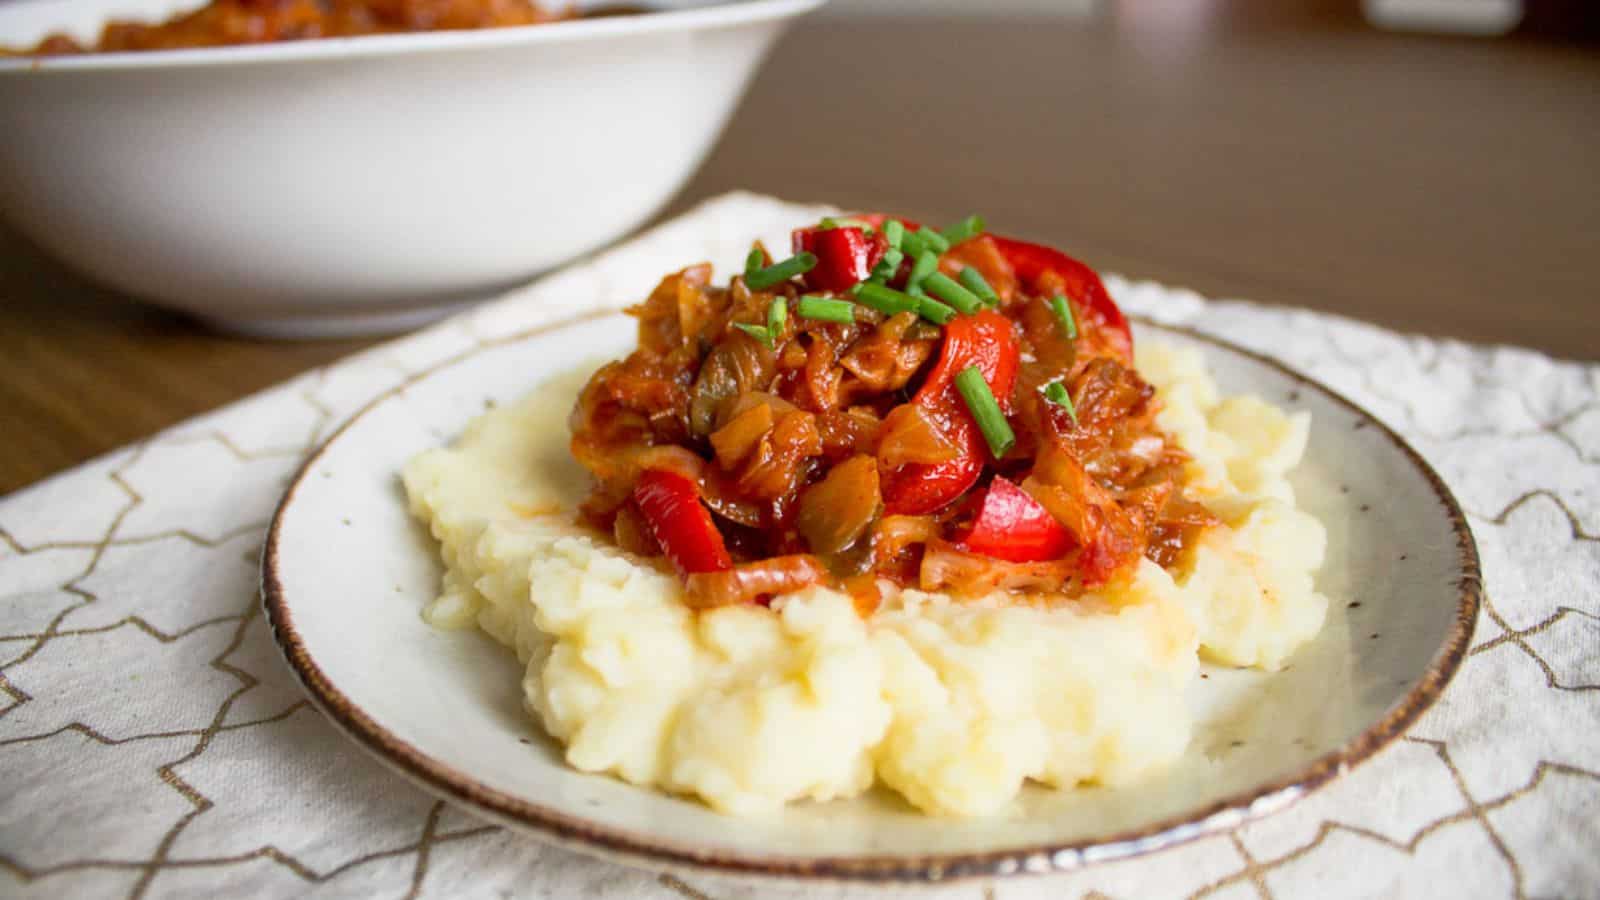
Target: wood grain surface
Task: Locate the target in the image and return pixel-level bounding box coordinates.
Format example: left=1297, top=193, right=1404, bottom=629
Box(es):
left=2, top=4, right=1596, bottom=494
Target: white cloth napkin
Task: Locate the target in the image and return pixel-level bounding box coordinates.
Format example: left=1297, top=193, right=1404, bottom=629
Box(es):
left=2, top=192, right=1595, bottom=900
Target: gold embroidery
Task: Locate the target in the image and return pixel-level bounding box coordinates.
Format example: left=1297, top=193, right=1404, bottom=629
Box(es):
left=1405, top=737, right=1526, bottom=900
left=401, top=802, right=447, bottom=900
left=658, top=873, right=719, bottom=900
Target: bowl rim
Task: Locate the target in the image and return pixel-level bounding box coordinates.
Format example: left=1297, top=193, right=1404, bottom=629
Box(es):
left=260, top=310, right=1482, bottom=883
left=0, top=0, right=824, bottom=71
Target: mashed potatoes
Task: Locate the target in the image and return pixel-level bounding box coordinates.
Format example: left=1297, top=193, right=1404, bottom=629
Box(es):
left=402, top=342, right=1327, bottom=816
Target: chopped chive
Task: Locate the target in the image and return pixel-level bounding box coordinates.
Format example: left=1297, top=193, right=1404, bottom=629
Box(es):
left=941, top=214, right=985, bottom=245
left=884, top=219, right=905, bottom=251
left=916, top=227, right=951, bottom=254
left=868, top=247, right=904, bottom=283
left=907, top=250, right=940, bottom=293
left=796, top=296, right=856, bottom=324
left=916, top=296, right=957, bottom=324
left=819, top=216, right=873, bottom=232
left=745, top=252, right=817, bottom=290
left=1049, top=294, right=1079, bottom=340
left=744, top=247, right=766, bottom=276
left=733, top=322, right=774, bottom=348
left=922, top=272, right=983, bottom=315
left=854, top=282, right=923, bottom=316
left=955, top=366, right=1015, bottom=457
left=900, top=229, right=929, bottom=259
left=767, top=296, right=787, bottom=335
left=959, top=267, right=998, bottom=305
left=1043, top=380, right=1079, bottom=425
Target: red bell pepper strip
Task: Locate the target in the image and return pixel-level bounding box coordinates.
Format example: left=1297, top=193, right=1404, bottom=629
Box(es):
left=881, top=309, right=1019, bottom=515
left=989, top=235, right=1132, bottom=365
left=632, top=469, right=732, bottom=576
left=951, top=476, right=1073, bottom=562
left=881, top=421, right=985, bottom=516
left=915, top=309, right=1019, bottom=409
left=792, top=226, right=886, bottom=294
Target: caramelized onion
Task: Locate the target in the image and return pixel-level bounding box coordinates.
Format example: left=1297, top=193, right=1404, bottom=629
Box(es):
left=1022, top=444, right=1143, bottom=586
left=630, top=264, right=713, bottom=355
left=866, top=514, right=939, bottom=582
left=919, top=541, right=1080, bottom=598
left=797, top=454, right=881, bottom=555
left=710, top=402, right=774, bottom=470
left=733, top=410, right=822, bottom=500
left=838, top=312, right=936, bottom=395
left=684, top=555, right=831, bottom=609
left=689, top=331, right=774, bottom=437
left=871, top=514, right=939, bottom=554
left=698, top=469, right=765, bottom=528
left=843, top=574, right=884, bottom=618
left=716, top=391, right=796, bottom=428
left=634, top=446, right=704, bottom=483
left=1072, top=357, right=1156, bottom=432
left=612, top=503, right=659, bottom=557
left=876, top=403, right=961, bottom=467
left=795, top=336, right=845, bottom=411
left=817, top=408, right=881, bottom=461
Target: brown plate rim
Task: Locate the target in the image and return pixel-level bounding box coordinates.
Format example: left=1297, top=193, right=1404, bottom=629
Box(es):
left=261, top=311, right=1481, bottom=882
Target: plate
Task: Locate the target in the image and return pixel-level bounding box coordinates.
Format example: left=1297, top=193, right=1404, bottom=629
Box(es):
left=261, top=313, right=1479, bottom=882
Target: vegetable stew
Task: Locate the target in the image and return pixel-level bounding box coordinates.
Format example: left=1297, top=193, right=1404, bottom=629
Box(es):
left=570, top=214, right=1216, bottom=612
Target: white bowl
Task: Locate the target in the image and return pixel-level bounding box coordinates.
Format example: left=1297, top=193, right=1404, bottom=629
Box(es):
left=0, top=0, right=822, bottom=338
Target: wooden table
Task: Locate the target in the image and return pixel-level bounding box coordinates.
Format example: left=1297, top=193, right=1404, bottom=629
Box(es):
left=3, top=6, right=1596, bottom=495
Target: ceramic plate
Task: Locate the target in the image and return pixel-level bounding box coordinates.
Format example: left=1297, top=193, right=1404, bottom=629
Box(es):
left=262, top=313, right=1479, bottom=883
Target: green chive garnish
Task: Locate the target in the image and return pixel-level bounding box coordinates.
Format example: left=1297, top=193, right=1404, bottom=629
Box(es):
left=868, top=247, right=904, bottom=283
left=900, top=229, right=929, bottom=259
left=745, top=252, right=817, bottom=291
left=916, top=296, right=957, bottom=325
left=959, top=267, right=998, bottom=305
left=922, top=272, right=983, bottom=315
left=884, top=219, right=905, bottom=251
left=744, top=247, right=766, bottom=276
left=854, top=282, right=923, bottom=317
left=1043, top=380, right=1079, bottom=425
left=917, top=227, right=951, bottom=254
left=1049, top=294, right=1079, bottom=340
left=767, top=296, right=787, bottom=334
left=819, top=216, right=873, bottom=232
left=907, top=250, right=939, bottom=294
left=797, top=296, right=855, bottom=324
left=955, top=366, right=1015, bottom=457
left=733, top=322, right=774, bottom=348
left=941, top=214, right=985, bottom=246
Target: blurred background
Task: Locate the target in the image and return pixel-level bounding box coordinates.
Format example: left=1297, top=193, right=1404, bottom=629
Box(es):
left=1, top=0, right=1596, bottom=492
